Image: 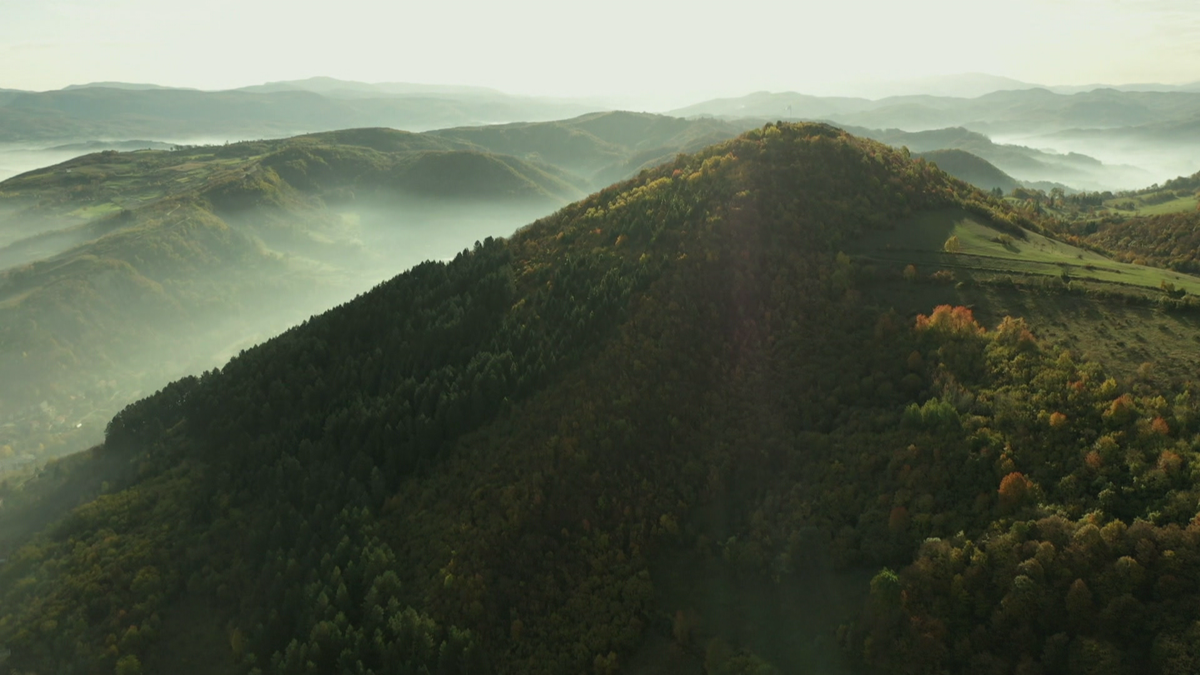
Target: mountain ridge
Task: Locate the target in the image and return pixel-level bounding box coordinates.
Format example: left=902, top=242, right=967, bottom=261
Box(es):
left=0, top=87, right=601, bottom=141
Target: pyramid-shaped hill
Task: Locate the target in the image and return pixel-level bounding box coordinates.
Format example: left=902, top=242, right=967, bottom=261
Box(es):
left=5, top=122, right=1200, bottom=675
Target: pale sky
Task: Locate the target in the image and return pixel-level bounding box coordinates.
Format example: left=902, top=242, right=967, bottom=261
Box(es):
left=2, top=0, right=1199, bottom=101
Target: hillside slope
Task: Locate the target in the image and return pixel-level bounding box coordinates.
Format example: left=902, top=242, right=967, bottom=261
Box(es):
left=427, top=111, right=754, bottom=188
left=0, top=133, right=580, bottom=470
left=914, top=149, right=1021, bottom=192
left=5, top=123, right=1200, bottom=675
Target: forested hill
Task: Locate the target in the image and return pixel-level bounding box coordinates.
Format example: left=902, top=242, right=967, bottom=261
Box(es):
left=0, top=86, right=596, bottom=141
left=5, top=123, right=1200, bottom=675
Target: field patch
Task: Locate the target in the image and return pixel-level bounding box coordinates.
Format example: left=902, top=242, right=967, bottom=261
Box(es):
left=854, top=207, right=1200, bottom=296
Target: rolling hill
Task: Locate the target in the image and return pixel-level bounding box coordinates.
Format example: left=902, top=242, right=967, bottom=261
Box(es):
left=4, top=123, right=1200, bottom=675
left=0, top=86, right=600, bottom=142
left=914, top=149, right=1022, bottom=193
left=0, top=131, right=582, bottom=472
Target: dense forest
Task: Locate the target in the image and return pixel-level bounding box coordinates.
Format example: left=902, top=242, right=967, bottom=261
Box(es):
left=1083, top=211, right=1200, bottom=273
left=2, top=122, right=1200, bottom=675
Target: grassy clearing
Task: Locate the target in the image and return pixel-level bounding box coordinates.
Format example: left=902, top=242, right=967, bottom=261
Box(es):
left=865, top=278, right=1200, bottom=386
left=1127, top=195, right=1198, bottom=215
left=1099, top=189, right=1198, bottom=217
left=854, top=207, right=1200, bottom=296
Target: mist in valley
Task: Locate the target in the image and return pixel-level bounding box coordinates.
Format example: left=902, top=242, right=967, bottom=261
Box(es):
left=0, top=145, right=108, bottom=184
left=0, top=140, right=218, bottom=183
left=997, top=131, right=1200, bottom=191
left=0, top=193, right=560, bottom=475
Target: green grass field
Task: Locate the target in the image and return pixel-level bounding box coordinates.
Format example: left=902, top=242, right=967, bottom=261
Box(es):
left=850, top=207, right=1200, bottom=386
left=1127, top=195, right=1198, bottom=215
left=1102, top=192, right=1199, bottom=216
left=865, top=277, right=1200, bottom=387
left=854, top=208, right=1200, bottom=296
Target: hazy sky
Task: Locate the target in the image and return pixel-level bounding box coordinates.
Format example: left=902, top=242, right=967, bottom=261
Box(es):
left=2, top=0, right=1199, bottom=101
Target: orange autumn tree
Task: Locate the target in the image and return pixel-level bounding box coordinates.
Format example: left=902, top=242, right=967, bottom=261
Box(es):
left=915, top=305, right=984, bottom=338
left=998, top=472, right=1032, bottom=511
left=993, top=315, right=1037, bottom=348
left=915, top=306, right=987, bottom=380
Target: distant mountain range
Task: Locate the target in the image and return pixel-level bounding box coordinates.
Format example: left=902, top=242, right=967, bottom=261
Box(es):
left=231, top=76, right=502, bottom=98
left=2, top=75, right=1197, bottom=191
left=48, top=73, right=1200, bottom=102
left=60, top=81, right=188, bottom=92
left=670, top=88, right=1200, bottom=136
left=839, top=125, right=1150, bottom=192
left=0, top=82, right=603, bottom=142
left=820, top=72, right=1200, bottom=99
left=7, top=75, right=1200, bottom=145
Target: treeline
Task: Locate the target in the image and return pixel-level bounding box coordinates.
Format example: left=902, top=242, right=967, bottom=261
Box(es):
left=1083, top=211, right=1200, bottom=274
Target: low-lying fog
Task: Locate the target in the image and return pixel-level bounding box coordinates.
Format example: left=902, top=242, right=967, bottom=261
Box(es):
left=0, top=137, right=272, bottom=182
left=990, top=134, right=1200, bottom=191
left=0, top=192, right=560, bottom=474
left=0, top=145, right=98, bottom=183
